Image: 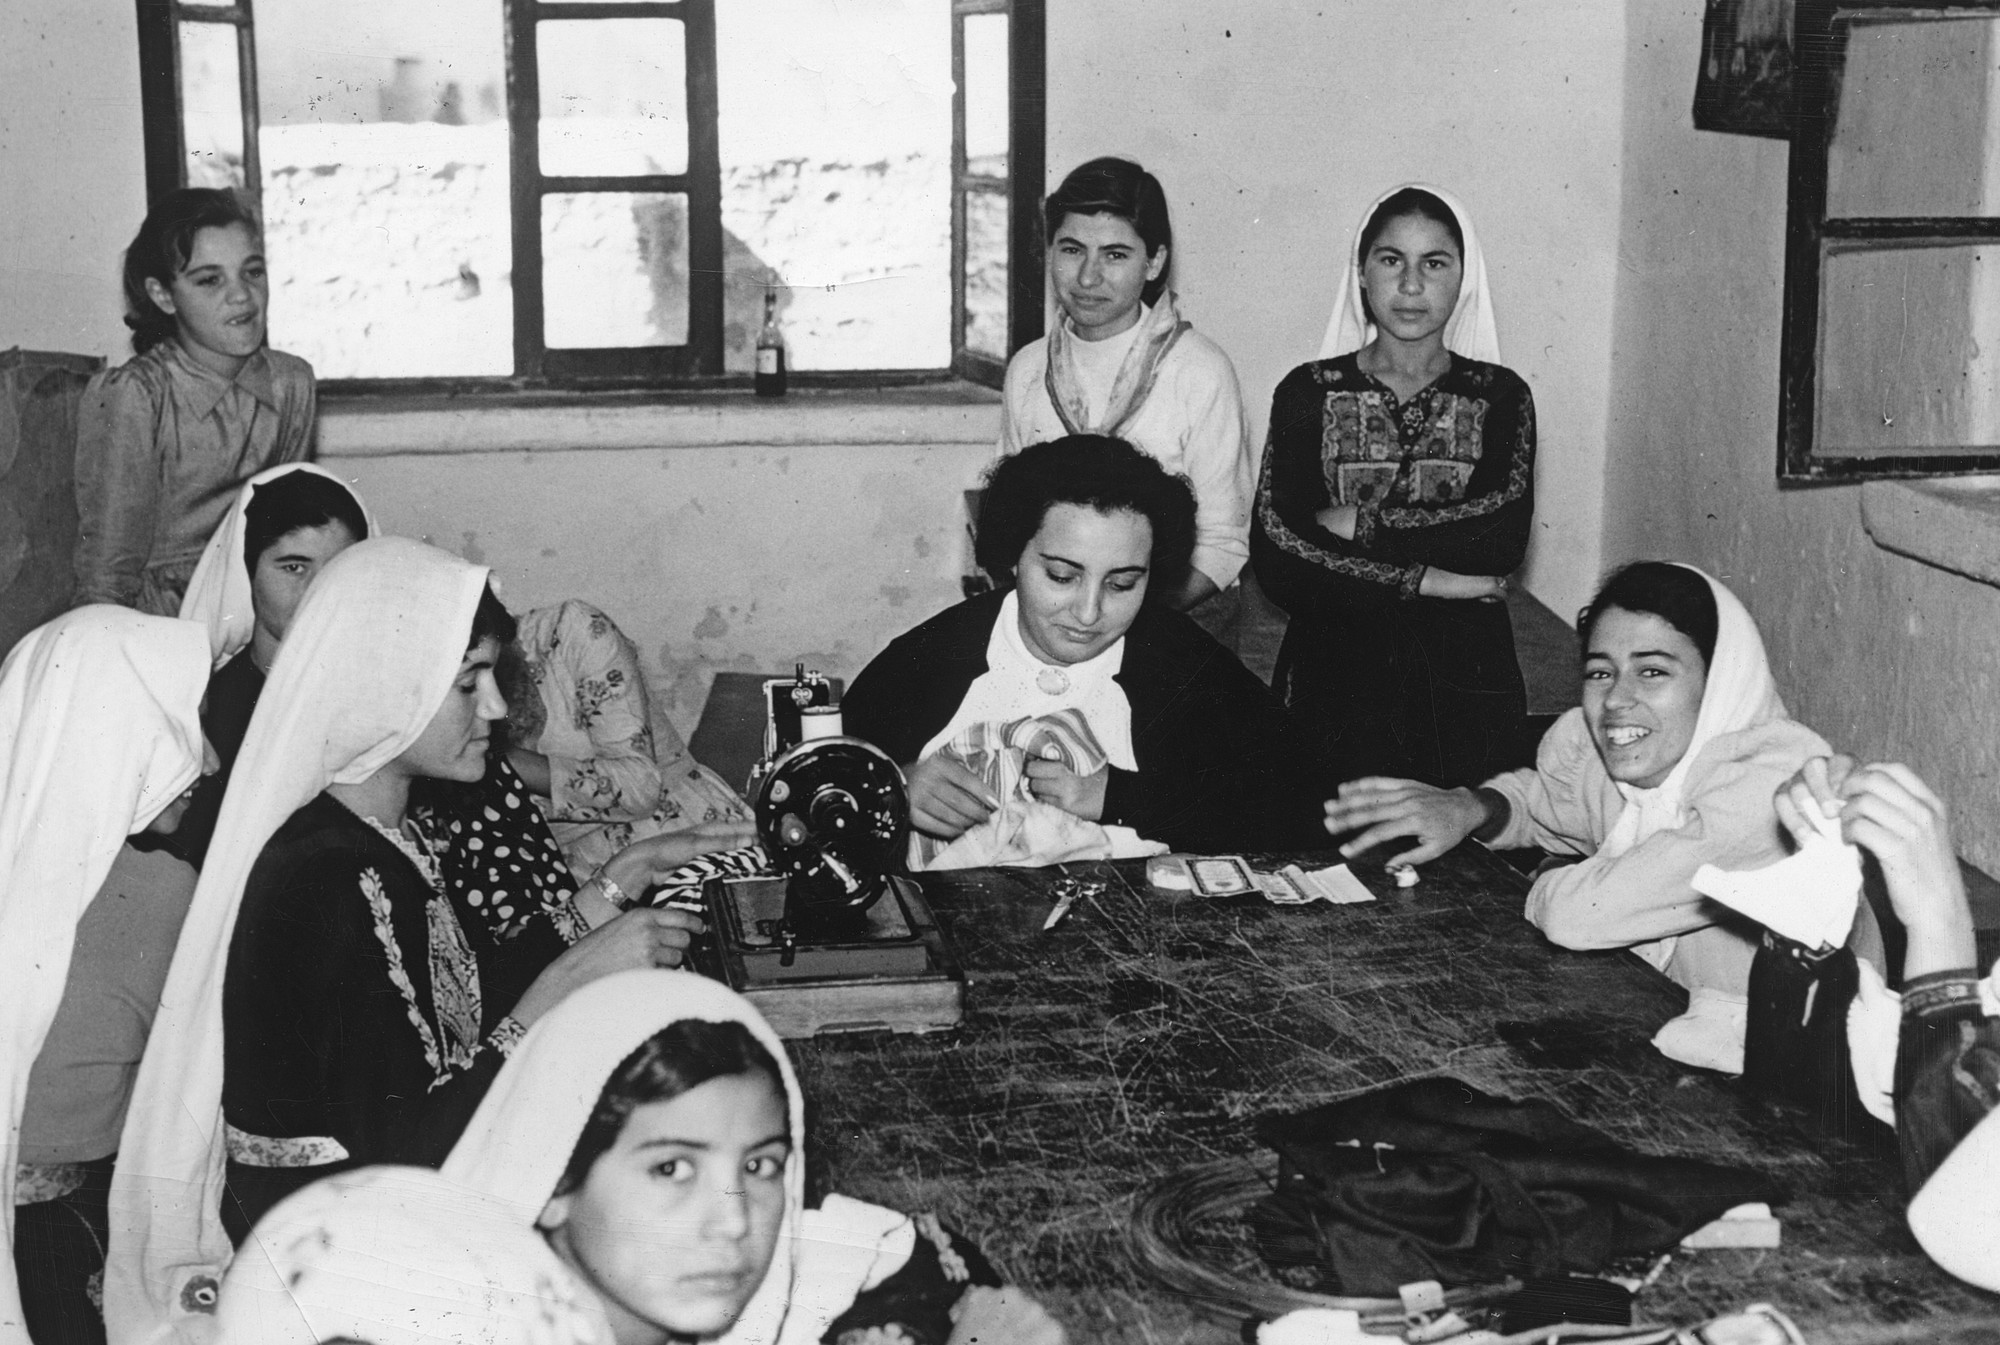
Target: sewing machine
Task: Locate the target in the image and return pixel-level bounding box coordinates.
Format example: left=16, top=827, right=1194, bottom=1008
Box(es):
left=696, top=667, right=964, bottom=1039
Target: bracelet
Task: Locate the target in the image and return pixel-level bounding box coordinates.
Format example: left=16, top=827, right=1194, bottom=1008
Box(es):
left=593, top=869, right=633, bottom=911
left=1903, top=972, right=1983, bottom=1020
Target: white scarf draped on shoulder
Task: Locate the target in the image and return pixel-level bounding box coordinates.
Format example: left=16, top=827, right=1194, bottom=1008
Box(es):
left=0, top=608, right=208, bottom=1345
left=1318, top=181, right=1501, bottom=364
left=1044, top=289, right=1191, bottom=437
left=107, top=537, right=494, bottom=1345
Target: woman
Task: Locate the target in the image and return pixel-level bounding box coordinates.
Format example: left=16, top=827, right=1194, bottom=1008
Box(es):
left=3, top=608, right=210, bottom=1345
left=998, top=157, right=1252, bottom=619
left=844, top=435, right=1324, bottom=862
left=439, top=968, right=1066, bottom=1345
left=499, top=598, right=753, bottom=885
left=1326, top=562, right=1828, bottom=1074
left=106, top=539, right=708, bottom=1342
left=1254, top=184, right=1535, bottom=787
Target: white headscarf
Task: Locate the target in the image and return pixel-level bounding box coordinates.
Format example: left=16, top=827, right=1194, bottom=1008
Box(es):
left=442, top=969, right=913, bottom=1345
left=216, top=1167, right=608, bottom=1345
left=0, top=608, right=208, bottom=1345
left=177, top=462, right=377, bottom=670
left=1318, top=182, right=1501, bottom=363
left=1597, top=564, right=1787, bottom=861
left=107, top=537, right=495, bottom=1345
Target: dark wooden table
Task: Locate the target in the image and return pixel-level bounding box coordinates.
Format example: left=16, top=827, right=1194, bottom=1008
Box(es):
left=789, top=846, right=2000, bottom=1344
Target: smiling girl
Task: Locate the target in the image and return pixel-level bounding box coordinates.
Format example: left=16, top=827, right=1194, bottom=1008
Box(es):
left=74, top=189, right=316, bottom=616
left=1254, top=184, right=1536, bottom=788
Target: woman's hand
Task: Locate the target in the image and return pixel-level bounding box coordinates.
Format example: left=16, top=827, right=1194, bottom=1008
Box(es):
left=1323, top=777, right=1490, bottom=866
left=1419, top=567, right=1508, bottom=601
left=510, top=907, right=705, bottom=1026
left=947, top=1286, right=1067, bottom=1345
left=906, top=756, right=1000, bottom=840
left=1780, top=756, right=1974, bottom=978
left=1023, top=757, right=1108, bottom=820
left=1314, top=504, right=1359, bottom=540
left=604, top=820, right=759, bottom=892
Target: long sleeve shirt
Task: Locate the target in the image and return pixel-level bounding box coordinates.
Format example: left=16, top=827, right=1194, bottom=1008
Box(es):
left=73, top=342, right=315, bottom=614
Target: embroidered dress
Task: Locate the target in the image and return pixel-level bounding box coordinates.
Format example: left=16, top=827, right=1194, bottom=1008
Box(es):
left=1254, top=352, right=1535, bottom=786
left=220, top=793, right=546, bottom=1240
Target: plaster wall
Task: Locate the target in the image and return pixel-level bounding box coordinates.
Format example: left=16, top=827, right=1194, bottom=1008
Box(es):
left=1044, top=0, right=1629, bottom=618
left=1605, top=0, right=2000, bottom=870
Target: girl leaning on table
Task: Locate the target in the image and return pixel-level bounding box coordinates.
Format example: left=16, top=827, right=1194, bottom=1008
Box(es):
left=1324, top=562, right=1833, bottom=1076
left=216, top=970, right=1068, bottom=1345
left=1253, top=183, right=1536, bottom=788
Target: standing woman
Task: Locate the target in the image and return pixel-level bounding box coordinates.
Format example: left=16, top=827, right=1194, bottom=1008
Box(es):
left=999, top=157, right=1253, bottom=622
left=1254, top=184, right=1535, bottom=787
left=74, top=188, right=316, bottom=616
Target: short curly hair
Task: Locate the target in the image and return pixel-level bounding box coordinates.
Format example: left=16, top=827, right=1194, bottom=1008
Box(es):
left=975, top=435, right=1197, bottom=596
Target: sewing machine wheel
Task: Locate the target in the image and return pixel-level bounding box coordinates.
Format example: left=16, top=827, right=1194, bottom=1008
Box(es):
left=753, top=736, right=909, bottom=918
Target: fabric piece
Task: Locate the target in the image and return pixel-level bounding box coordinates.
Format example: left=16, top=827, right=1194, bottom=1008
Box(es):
left=12, top=1155, right=115, bottom=1345
left=107, top=537, right=493, bottom=1345
left=214, top=1166, right=607, bottom=1345
left=1692, top=825, right=1862, bottom=952
left=176, top=461, right=374, bottom=669
left=442, top=969, right=918, bottom=1345
left=1909, top=1104, right=2000, bottom=1292
left=0, top=607, right=208, bottom=1342
left=1000, top=316, right=1253, bottom=593
left=1042, top=291, right=1189, bottom=439
left=1848, top=957, right=1900, bottom=1127
left=412, top=754, right=588, bottom=945
left=1650, top=987, right=1749, bottom=1075
left=1318, top=182, right=1501, bottom=363
left=72, top=342, right=316, bottom=614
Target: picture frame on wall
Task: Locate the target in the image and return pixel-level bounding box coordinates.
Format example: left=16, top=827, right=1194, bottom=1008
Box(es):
left=1692, top=0, right=1795, bottom=139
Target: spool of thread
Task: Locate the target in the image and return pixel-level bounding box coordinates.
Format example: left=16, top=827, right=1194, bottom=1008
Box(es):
left=800, top=705, right=843, bottom=741
left=1147, top=855, right=1194, bottom=891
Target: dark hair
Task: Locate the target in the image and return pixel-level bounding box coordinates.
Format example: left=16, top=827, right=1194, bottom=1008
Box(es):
left=553, top=1020, right=787, bottom=1197
left=241, top=472, right=369, bottom=578
left=469, top=583, right=518, bottom=652
left=1043, top=158, right=1172, bottom=306
left=1357, top=187, right=1464, bottom=262
left=121, top=188, right=263, bottom=354
left=1578, top=562, right=1719, bottom=669
left=975, top=435, right=1197, bottom=596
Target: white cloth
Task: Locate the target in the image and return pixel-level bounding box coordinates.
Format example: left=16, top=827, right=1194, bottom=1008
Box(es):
left=108, top=537, right=494, bottom=1345
left=0, top=607, right=208, bottom=1345
left=1692, top=792, right=1863, bottom=951
left=177, top=462, right=376, bottom=670
left=441, top=969, right=915, bottom=1345
left=1318, top=182, right=1501, bottom=363
left=216, top=1167, right=608, bottom=1345
left=1909, top=1104, right=2000, bottom=1291
left=1000, top=317, right=1252, bottom=592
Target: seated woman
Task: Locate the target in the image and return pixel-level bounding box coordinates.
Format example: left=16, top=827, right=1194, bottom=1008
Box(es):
left=1253, top=184, right=1535, bottom=787
left=3, top=608, right=210, bottom=1345
left=1775, top=757, right=2000, bottom=1288
left=1325, top=562, right=1829, bottom=1073
left=107, top=539, right=714, bottom=1341
left=498, top=598, right=753, bottom=886
left=439, top=968, right=1066, bottom=1345
left=843, top=435, right=1325, bottom=864
left=999, top=157, right=1252, bottom=620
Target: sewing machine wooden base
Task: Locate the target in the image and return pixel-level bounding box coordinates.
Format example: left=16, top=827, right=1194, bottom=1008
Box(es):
left=696, top=874, right=964, bottom=1039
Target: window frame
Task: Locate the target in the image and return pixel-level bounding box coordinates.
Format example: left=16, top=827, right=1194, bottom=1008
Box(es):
left=1779, top=0, right=2000, bottom=480
left=133, top=0, right=1044, bottom=396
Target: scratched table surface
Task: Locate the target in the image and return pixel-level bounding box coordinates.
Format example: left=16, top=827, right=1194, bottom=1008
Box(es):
left=787, top=847, right=2000, bottom=1344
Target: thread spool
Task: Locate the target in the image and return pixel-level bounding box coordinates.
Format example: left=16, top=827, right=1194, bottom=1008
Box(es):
left=800, top=705, right=843, bottom=741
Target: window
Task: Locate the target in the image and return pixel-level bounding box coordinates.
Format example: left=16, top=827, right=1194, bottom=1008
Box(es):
left=1779, top=0, right=2000, bottom=478
left=134, top=0, right=1044, bottom=391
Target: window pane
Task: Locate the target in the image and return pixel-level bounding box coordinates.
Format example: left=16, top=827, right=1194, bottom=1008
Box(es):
left=254, top=0, right=512, bottom=377
left=1827, top=17, right=2000, bottom=218
left=180, top=21, right=245, bottom=190
left=542, top=192, right=689, bottom=349
left=717, top=0, right=950, bottom=371
left=538, top=20, right=687, bottom=177
left=964, top=13, right=1009, bottom=179
left=963, top=188, right=1007, bottom=361
left=1817, top=242, right=2000, bottom=456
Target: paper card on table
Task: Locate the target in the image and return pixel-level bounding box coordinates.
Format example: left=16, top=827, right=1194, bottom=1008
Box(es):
left=1189, top=856, right=1255, bottom=898
left=1295, top=862, right=1377, bottom=905
left=1692, top=830, right=1860, bottom=951
left=1253, top=871, right=1308, bottom=904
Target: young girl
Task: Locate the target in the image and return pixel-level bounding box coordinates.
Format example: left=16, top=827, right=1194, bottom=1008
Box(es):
left=73, top=188, right=316, bottom=616
left=998, top=157, right=1252, bottom=618
left=1254, top=184, right=1535, bottom=787
left=3, top=607, right=211, bottom=1344
left=439, top=969, right=1067, bottom=1345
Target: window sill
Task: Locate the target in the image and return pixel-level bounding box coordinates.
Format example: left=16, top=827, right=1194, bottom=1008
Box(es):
left=1861, top=477, right=2000, bottom=587
left=317, top=381, right=1004, bottom=458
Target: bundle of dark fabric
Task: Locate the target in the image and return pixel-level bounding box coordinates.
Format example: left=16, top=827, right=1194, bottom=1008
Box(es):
left=1249, top=1077, right=1783, bottom=1295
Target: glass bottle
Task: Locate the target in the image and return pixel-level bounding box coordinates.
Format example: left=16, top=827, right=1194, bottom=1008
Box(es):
left=755, top=274, right=787, bottom=397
